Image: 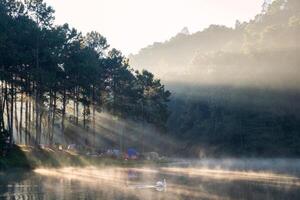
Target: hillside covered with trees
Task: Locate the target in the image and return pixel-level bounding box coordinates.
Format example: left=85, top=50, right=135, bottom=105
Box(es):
left=130, top=0, right=300, bottom=157
left=130, top=0, right=300, bottom=87
left=0, top=0, right=170, bottom=154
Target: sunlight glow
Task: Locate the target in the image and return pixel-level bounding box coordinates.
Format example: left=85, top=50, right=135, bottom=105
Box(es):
left=34, top=166, right=300, bottom=200
left=44, top=0, right=263, bottom=55
left=162, top=167, right=300, bottom=187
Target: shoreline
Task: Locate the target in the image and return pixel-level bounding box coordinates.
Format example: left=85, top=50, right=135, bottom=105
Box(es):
left=2, top=145, right=300, bottom=172
left=0, top=145, right=168, bottom=171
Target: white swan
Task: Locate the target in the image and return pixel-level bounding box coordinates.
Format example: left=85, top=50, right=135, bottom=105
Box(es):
left=155, top=179, right=167, bottom=191
left=129, top=179, right=167, bottom=191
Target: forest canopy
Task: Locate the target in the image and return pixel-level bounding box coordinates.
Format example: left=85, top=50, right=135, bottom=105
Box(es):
left=130, top=0, right=300, bottom=157
left=0, top=0, right=171, bottom=149
left=130, top=0, right=300, bottom=89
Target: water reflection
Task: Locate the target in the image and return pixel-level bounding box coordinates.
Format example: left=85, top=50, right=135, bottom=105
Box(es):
left=1, top=162, right=300, bottom=200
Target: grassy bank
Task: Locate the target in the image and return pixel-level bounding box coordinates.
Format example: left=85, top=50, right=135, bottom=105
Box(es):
left=0, top=145, right=167, bottom=170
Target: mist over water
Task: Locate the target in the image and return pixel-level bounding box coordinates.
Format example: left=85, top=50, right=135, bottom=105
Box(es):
left=2, top=159, right=300, bottom=200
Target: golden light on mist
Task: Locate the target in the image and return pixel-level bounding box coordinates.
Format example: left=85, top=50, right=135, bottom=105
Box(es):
left=161, top=167, right=300, bottom=187
left=33, top=165, right=300, bottom=200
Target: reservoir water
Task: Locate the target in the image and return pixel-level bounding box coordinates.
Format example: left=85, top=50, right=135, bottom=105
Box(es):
left=1, top=159, right=300, bottom=200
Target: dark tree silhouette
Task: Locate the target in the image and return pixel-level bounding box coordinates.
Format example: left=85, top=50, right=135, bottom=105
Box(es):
left=0, top=0, right=171, bottom=152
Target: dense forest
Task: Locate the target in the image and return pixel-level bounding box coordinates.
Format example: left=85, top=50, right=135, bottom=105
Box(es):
left=130, top=0, right=300, bottom=157
left=0, top=0, right=170, bottom=153
left=1, top=0, right=300, bottom=158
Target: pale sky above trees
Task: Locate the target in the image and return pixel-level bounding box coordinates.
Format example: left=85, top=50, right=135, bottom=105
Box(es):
left=44, top=0, right=265, bottom=55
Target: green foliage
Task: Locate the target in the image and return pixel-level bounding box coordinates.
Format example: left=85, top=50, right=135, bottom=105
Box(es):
left=130, top=0, right=300, bottom=156
left=0, top=145, right=32, bottom=169
left=0, top=145, right=167, bottom=170
left=167, top=86, right=300, bottom=157
left=0, top=0, right=170, bottom=146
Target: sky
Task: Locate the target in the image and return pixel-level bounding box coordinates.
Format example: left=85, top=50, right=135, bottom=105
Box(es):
left=44, top=0, right=264, bottom=55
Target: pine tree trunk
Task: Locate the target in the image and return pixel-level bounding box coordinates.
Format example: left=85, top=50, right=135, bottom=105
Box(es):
left=61, top=88, right=66, bottom=141
left=83, top=104, right=86, bottom=129
left=51, top=91, right=57, bottom=145
left=73, top=96, right=76, bottom=120
left=35, top=85, right=40, bottom=144
left=19, top=92, right=24, bottom=143
left=10, top=78, right=14, bottom=147
left=25, top=94, right=28, bottom=145
left=0, top=81, right=5, bottom=135
left=92, top=86, right=96, bottom=148
left=28, top=95, right=32, bottom=145
left=14, top=86, right=19, bottom=141
left=4, top=82, right=10, bottom=135
left=47, top=90, right=52, bottom=144
left=76, top=87, right=79, bottom=125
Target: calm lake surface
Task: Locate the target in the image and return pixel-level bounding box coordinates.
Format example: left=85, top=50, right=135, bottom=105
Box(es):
left=1, top=159, right=300, bottom=200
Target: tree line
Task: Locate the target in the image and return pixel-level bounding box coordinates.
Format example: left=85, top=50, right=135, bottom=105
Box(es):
left=0, top=0, right=171, bottom=152
left=131, top=0, right=300, bottom=157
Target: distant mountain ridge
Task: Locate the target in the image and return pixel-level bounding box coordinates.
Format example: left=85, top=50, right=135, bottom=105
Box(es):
left=179, top=27, right=190, bottom=35
left=129, top=25, right=242, bottom=80
left=130, top=0, right=300, bottom=157
left=129, top=0, right=300, bottom=89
